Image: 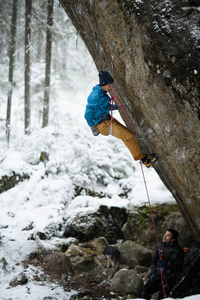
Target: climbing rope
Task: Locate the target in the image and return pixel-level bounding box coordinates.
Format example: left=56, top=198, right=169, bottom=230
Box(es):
left=109, top=92, right=114, bottom=135
left=111, top=88, right=166, bottom=298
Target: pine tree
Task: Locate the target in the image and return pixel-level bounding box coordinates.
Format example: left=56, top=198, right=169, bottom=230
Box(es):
left=24, top=0, right=32, bottom=135
left=42, top=0, right=54, bottom=128
left=6, top=0, right=18, bottom=145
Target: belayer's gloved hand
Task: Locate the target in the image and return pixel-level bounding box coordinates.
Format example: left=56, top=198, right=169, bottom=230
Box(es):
left=91, top=125, right=100, bottom=136
left=150, top=274, right=155, bottom=282
left=159, top=260, right=165, bottom=267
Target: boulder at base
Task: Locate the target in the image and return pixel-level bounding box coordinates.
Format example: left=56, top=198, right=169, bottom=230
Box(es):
left=83, top=237, right=108, bottom=253
left=110, top=269, right=143, bottom=295
left=65, top=243, right=103, bottom=272
left=64, top=205, right=127, bottom=243
left=43, top=252, right=73, bottom=279
left=119, top=240, right=153, bottom=267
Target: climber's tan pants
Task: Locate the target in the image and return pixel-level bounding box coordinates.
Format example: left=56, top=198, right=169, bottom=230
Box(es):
left=97, top=118, right=145, bottom=161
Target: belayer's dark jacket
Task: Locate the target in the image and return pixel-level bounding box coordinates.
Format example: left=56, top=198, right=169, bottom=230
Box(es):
left=151, top=240, right=184, bottom=282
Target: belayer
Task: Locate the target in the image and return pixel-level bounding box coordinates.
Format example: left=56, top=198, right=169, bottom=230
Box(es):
left=140, top=229, right=184, bottom=299
left=84, top=70, right=158, bottom=168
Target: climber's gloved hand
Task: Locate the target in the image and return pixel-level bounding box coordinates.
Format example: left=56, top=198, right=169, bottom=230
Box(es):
left=150, top=274, right=155, bottom=282
left=158, top=260, right=165, bottom=267
left=91, top=125, right=100, bottom=136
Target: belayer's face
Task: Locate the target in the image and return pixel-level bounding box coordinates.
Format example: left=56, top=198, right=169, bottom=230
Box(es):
left=101, top=83, right=113, bottom=92
left=163, top=231, right=175, bottom=243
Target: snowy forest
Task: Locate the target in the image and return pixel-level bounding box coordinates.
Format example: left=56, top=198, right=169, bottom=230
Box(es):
left=0, top=0, right=96, bottom=143
left=0, top=1, right=200, bottom=300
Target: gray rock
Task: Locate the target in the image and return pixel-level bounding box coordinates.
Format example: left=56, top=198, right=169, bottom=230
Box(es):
left=64, top=205, right=127, bottom=243
left=83, top=237, right=108, bottom=253
left=9, top=273, right=28, bottom=287
left=119, top=240, right=152, bottom=267
left=128, top=258, right=139, bottom=269
left=73, top=255, right=99, bottom=272
left=85, top=265, right=110, bottom=283
left=43, top=252, right=73, bottom=279
left=110, top=269, right=143, bottom=295
left=135, top=265, right=149, bottom=274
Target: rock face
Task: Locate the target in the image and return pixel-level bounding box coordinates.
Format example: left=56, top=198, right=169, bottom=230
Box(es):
left=61, top=0, right=200, bottom=240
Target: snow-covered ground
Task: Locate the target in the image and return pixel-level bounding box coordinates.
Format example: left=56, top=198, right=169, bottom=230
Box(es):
left=0, top=20, right=198, bottom=300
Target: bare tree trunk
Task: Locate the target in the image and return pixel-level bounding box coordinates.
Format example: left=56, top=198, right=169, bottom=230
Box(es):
left=24, top=0, right=32, bottom=135
left=42, top=0, right=54, bottom=128
left=6, top=0, right=18, bottom=146
left=36, top=2, right=46, bottom=62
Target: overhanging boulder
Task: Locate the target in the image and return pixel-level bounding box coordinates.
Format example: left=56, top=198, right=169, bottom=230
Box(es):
left=61, top=0, right=200, bottom=239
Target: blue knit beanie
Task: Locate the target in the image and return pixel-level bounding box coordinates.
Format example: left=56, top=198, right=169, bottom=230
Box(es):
left=99, top=70, right=114, bottom=86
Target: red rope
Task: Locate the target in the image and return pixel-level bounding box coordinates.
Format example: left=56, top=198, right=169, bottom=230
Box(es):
left=139, top=161, right=159, bottom=247
left=110, top=94, right=114, bottom=135
left=111, top=88, right=166, bottom=298
left=160, top=250, right=167, bottom=298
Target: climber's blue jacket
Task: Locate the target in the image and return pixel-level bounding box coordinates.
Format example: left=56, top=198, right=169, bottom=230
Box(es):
left=84, top=84, right=117, bottom=127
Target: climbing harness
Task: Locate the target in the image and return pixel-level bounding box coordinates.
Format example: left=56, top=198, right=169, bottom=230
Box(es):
left=111, top=88, right=166, bottom=298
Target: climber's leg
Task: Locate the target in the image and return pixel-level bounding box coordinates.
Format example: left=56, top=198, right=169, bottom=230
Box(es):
left=97, top=118, right=145, bottom=161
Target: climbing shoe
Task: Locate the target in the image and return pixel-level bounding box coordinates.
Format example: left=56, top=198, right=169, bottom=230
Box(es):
left=142, top=153, right=159, bottom=168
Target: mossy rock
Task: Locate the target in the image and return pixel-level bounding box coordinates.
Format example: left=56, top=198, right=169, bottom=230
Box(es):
left=123, top=204, right=193, bottom=249
left=83, top=237, right=108, bottom=253
left=65, top=244, right=100, bottom=258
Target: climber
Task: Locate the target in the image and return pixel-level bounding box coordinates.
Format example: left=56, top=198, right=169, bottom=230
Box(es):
left=84, top=70, right=158, bottom=168
left=140, top=228, right=184, bottom=299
